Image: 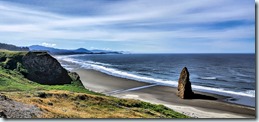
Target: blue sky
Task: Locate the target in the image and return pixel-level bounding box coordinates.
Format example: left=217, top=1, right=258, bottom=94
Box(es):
left=0, top=0, right=255, bottom=53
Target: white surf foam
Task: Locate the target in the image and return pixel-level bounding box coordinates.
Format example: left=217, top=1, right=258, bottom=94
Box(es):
left=84, top=60, right=112, bottom=66
left=57, top=56, right=255, bottom=98
left=199, top=77, right=217, bottom=80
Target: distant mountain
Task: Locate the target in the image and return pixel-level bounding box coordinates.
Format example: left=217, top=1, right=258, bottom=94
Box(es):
left=90, top=49, right=122, bottom=54
left=0, top=43, right=29, bottom=51
left=29, top=45, right=123, bottom=55
left=74, top=48, right=91, bottom=53
left=29, top=45, right=92, bottom=55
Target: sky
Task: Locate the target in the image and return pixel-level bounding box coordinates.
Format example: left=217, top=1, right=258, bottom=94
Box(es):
left=0, top=0, right=255, bottom=53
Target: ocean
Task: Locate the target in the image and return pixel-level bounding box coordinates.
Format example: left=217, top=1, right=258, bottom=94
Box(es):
left=55, top=54, right=256, bottom=107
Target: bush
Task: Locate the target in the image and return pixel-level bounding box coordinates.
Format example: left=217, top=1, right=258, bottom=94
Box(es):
left=16, top=62, right=28, bottom=76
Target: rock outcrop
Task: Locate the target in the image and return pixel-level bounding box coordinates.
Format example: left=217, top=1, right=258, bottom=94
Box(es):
left=68, top=71, right=80, bottom=81
left=177, top=67, right=194, bottom=99
left=22, top=52, right=72, bottom=85
left=0, top=95, right=42, bottom=118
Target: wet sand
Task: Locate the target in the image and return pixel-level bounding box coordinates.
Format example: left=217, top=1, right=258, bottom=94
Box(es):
left=74, top=69, right=255, bottom=118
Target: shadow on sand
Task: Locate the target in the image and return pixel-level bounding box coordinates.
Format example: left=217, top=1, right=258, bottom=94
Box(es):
left=185, top=93, right=218, bottom=100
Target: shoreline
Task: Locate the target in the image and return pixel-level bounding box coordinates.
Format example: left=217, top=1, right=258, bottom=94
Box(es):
left=56, top=56, right=255, bottom=107
left=73, top=68, right=255, bottom=118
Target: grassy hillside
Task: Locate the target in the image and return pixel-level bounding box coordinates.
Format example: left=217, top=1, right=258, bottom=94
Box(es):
left=0, top=51, right=189, bottom=118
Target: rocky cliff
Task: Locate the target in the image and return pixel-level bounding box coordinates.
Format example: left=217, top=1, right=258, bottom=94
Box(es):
left=22, top=52, right=72, bottom=85
left=0, top=51, right=72, bottom=85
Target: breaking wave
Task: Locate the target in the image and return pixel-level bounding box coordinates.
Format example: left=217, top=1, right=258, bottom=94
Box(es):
left=56, top=55, right=255, bottom=98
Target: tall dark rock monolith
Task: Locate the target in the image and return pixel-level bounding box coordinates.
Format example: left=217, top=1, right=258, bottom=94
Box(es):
left=177, top=67, right=194, bottom=99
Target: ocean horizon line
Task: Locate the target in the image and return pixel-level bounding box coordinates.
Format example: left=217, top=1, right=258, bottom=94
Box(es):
left=122, top=52, right=256, bottom=55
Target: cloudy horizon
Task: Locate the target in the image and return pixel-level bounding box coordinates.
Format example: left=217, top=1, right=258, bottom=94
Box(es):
left=0, top=0, right=255, bottom=53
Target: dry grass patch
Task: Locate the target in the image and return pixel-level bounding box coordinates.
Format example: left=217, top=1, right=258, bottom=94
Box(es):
left=3, top=90, right=183, bottom=118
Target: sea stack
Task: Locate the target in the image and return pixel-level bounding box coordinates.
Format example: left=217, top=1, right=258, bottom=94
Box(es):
left=177, top=67, right=194, bottom=99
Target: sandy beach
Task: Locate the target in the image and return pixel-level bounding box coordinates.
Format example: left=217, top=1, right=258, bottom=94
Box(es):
left=74, top=69, right=255, bottom=118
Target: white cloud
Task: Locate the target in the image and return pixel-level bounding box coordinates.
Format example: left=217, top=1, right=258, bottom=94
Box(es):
left=41, top=42, right=56, bottom=47
left=90, top=47, right=111, bottom=51
left=0, top=0, right=255, bottom=53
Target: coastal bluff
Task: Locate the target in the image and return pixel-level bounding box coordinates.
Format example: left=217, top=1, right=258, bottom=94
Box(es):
left=0, top=51, right=72, bottom=85
left=22, top=52, right=72, bottom=85
left=0, top=50, right=190, bottom=118
left=177, top=67, right=194, bottom=99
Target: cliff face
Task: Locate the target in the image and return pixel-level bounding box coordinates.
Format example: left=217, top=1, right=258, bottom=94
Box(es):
left=0, top=51, right=72, bottom=85
left=22, top=52, right=72, bottom=85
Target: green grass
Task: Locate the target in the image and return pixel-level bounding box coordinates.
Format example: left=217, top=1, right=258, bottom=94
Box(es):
left=0, top=68, right=189, bottom=118
left=0, top=50, right=27, bottom=70
left=0, top=50, right=27, bottom=57
left=0, top=66, right=99, bottom=95
left=44, top=80, right=103, bottom=95
left=0, top=67, right=36, bottom=91
left=111, top=98, right=188, bottom=118
left=0, top=51, right=97, bottom=94
left=0, top=50, right=190, bottom=118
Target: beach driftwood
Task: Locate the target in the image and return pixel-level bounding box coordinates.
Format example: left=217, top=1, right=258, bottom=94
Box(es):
left=177, top=67, right=194, bottom=99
